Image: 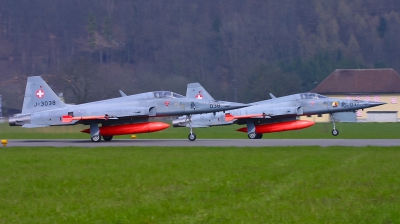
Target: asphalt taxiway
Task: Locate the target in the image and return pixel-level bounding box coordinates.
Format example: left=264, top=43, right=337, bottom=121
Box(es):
left=3, top=139, right=400, bottom=147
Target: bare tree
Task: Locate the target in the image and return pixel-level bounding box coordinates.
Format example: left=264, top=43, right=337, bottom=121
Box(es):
left=48, top=58, right=99, bottom=104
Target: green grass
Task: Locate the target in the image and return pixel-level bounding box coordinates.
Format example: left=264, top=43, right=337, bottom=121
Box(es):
left=0, top=146, right=400, bottom=223
left=1, top=122, right=400, bottom=139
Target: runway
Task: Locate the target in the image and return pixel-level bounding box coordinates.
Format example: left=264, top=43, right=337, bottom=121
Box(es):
left=3, top=139, right=400, bottom=147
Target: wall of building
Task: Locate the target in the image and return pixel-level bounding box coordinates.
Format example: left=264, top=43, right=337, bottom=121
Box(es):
left=367, top=111, right=397, bottom=122
left=302, top=94, right=400, bottom=122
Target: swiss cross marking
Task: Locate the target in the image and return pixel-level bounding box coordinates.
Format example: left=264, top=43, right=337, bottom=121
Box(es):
left=36, top=89, right=45, bottom=98
left=195, top=91, right=203, bottom=99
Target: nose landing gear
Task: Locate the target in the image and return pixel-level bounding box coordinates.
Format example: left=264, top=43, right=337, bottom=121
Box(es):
left=186, top=115, right=197, bottom=141
left=330, top=113, right=339, bottom=136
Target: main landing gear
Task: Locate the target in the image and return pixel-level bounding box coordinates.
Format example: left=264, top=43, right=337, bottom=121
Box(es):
left=91, top=134, right=102, bottom=142
left=186, top=115, right=197, bottom=141
left=330, top=113, right=339, bottom=136
left=246, top=120, right=263, bottom=139
left=103, top=135, right=113, bottom=141
left=89, top=123, right=114, bottom=142
left=90, top=123, right=102, bottom=142
left=90, top=134, right=114, bottom=142
left=248, top=132, right=263, bottom=139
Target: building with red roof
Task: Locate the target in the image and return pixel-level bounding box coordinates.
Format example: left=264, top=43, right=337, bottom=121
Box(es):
left=306, top=68, right=399, bottom=122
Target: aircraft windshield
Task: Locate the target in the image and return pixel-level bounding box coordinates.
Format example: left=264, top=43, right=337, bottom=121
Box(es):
left=153, top=91, right=185, bottom=98
left=300, top=93, right=327, bottom=99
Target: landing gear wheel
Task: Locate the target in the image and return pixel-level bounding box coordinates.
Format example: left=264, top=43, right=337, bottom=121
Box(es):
left=188, top=133, right=197, bottom=141
left=255, top=133, right=263, bottom=139
left=248, top=132, right=257, bottom=139
left=103, top=135, right=113, bottom=141
left=91, top=134, right=102, bottom=142
left=332, top=129, right=339, bottom=136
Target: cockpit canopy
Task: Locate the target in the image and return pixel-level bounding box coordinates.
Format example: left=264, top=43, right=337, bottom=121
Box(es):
left=153, top=91, right=185, bottom=99
left=300, top=93, right=327, bottom=99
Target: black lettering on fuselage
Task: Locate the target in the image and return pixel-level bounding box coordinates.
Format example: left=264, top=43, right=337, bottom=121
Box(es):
left=35, top=100, right=56, bottom=107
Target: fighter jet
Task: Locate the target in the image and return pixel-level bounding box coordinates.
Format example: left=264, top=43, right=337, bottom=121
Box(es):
left=8, top=76, right=247, bottom=141
left=173, top=91, right=386, bottom=140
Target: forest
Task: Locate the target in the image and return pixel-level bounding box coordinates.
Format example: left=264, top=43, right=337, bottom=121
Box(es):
left=1, top=0, right=400, bottom=113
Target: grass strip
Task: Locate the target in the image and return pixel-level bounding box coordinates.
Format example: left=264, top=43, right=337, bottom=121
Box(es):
left=0, top=146, right=399, bottom=223
left=1, top=122, right=400, bottom=139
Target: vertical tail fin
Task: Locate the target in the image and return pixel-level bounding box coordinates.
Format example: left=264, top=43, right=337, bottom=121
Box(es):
left=186, top=83, right=215, bottom=100
left=22, top=76, right=66, bottom=113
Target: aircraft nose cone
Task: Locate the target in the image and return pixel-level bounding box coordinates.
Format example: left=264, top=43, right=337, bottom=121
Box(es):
left=368, top=101, right=386, bottom=106
left=358, top=100, right=386, bottom=108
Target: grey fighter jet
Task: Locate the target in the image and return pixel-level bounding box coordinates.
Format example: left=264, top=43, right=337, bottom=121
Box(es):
left=8, top=76, right=247, bottom=141
left=173, top=91, right=385, bottom=140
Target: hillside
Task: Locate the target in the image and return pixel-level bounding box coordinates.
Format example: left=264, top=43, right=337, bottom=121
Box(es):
left=1, top=0, right=400, bottom=112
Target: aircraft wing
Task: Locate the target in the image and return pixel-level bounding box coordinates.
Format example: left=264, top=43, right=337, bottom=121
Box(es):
left=225, top=104, right=303, bottom=121
left=61, top=106, right=154, bottom=123
left=225, top=113, right=269, bottom=122
left=225, top=106, right=303, bottom=122
left=61, top=113, right=150, bottom=123
left=62, top=115, right=118, bottom=123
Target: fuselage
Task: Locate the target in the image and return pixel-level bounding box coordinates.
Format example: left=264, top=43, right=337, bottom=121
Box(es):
left=173, top=93, right=385, bottom=127
left=10, top=90, right=247, bottom=127
left=249, top=93, right=381, bottom=116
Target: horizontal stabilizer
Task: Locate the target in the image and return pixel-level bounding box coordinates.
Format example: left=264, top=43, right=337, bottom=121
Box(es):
left=189, top=124, right=211, bottom=128
left=22, top=124, right=49, bottom=128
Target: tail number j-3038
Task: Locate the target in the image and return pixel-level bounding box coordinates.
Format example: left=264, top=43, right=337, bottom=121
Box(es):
left=210, top=103, right=220, bottom=108
left=34, top=100, right=56, bottom=107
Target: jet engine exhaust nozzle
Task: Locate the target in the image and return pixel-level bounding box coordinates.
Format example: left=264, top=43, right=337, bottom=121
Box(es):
left=172, top=117, right=188, bottom=127
left=9, top=115, right=31, bottom=126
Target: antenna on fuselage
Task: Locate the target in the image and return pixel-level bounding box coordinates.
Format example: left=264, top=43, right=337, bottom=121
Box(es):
left=119, top=90, right=127, bottom=97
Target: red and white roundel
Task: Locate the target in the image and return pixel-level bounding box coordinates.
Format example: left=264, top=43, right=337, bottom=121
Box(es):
left=36, top=89, right=45, bottom=98
left=195, top=92, right=203, bottom=99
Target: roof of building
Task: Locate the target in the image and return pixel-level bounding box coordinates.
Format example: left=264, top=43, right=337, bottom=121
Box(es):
left=311, top=68, right=400, bottom=94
